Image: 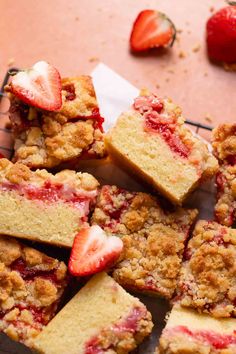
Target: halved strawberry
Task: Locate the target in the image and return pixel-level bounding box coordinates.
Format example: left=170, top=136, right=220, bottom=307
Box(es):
left=68, top=225, right=123, bottom=277
left=10, top=61, right=62, bottom=111
left=0, top=153, right=5, bottom=158
left=130, top=10, right=176, bottom=52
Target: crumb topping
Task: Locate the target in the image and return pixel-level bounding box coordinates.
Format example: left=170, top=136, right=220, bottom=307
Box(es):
left=92, top=185, right=198, bottom=298
left=7, top=76, right=105, bottom=168
left=212, top=124, right=236, bottom=227
left=0, top=158, right=99, bottom=191
left=176, top=220, right=236, bottom=318
left=0, top=235, right=68, bottom=346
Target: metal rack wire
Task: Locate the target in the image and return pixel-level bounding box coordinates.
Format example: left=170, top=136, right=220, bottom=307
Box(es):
left=0, top=68, right=213, bottom=158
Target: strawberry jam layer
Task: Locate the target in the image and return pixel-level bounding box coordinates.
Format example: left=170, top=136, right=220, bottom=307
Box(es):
left=0, top=180, right=97, bottom=214
left=10, top=258, right=59, bottom=283
left=166, top=326, right=236, bottom=350
left=85, top=307, right=146, bottom=354
left=134, top=95, right=191, bottom=159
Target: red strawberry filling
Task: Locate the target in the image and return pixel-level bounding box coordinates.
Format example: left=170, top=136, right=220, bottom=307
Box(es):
left=85, top=307, right=146, bottom=354
left=134, top=95, right=191, bottom=158
left=0, top=180, right=97, bottom=216
left=63, top=83, right=76, bottom=101
left=10, top=258, right=59, bottom=283
left=166, top=326, right=236, bottom=349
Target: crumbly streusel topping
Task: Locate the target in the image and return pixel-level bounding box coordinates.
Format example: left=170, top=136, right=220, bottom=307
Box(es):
left=0, top=158, right=99, bottom=191
left=176, top=220, right=236, bottom=318
left=7, top=76, right=105, bottom=168
left=212, top=124, right=236, bottom=162
left=212, top=124, right=236, bottom=227
left=0, top=235, right=67, bottom=346
left=215, top=165, right=236, bottom=227
left=92, top=185, right=198, bottom=298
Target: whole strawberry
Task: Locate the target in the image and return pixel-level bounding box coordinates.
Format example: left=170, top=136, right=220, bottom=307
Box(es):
left=206, top=6, right=236, bottom=64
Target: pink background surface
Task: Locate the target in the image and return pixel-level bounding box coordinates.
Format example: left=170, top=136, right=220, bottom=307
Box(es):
left=0, top=0, right=235, bottom=128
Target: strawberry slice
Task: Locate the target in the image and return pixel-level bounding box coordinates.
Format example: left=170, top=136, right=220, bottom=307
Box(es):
left=130, top=10, right=176, bottom=52
left=10, top=61, right=62, bottom=111
left=68, top=225, right=123, bottom=277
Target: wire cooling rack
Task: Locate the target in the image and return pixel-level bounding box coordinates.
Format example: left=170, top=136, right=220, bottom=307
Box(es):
left=0, top=68, right=214, bottom=159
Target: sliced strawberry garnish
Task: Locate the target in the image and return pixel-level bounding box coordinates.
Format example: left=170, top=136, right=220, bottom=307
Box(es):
left=130, top=10, right=176, bottom=52
left=206, top=6, right=236, bottom=64
left=68, top=225, right=123, bottom=277
left=10, top=61, right=62, bottom=111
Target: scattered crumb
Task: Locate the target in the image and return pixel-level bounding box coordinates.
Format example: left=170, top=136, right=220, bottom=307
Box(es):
left=109, top=14, right=114, bottom=19
left=160, top=63, right=166, bottom=68
left=187, top=30, right=191, bottom=35
left=5, top=121, right=12, bottom=130
left=176, top=36, right=181, bottom=44
left=97, top=7, right=102, bottom=11
left=165, top=78, right=170, bottom=83
left=156, top=84, right=160, bottom=89
left=179, top=51, right=186, bottom=59
left=185, top=21, right=190, bottom=26
left=204, top=114, right=213, bottom=123
left=177, top=29, right=183, bottom=34
left=7, top=58, right=15, bottom=67
left=192, top=44, right=201, bottom=53
left=183, top=69, right=188, bottom=73
left=101, top=40, right=107, bottom=45
left=89, top=57, right=99, bottom=63
left=204, top=72, right=208, bottom=77
left=209, top=6, right=215, bottom=13
left=167, top=69, right=175, bottom=74
left=75, top=16, right=79, bottom=21
left=223, top=63, right=236, bottom=72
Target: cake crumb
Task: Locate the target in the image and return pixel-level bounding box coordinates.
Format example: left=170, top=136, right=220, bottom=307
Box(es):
left=155, top=84, right=160, bottom=89
left=187, top=30, right=191, bottom=35
left=204, top=72, right=208, bottom=77
left=192, top=44, right=201, bottom=53
left=89, top=57, right=99, bottom=63
left=165, top=78, right=170, bottom=83
left=209, top=6, right=215, bottom=13
left=204, top=114, right=213, bottom=123
left=7, top=58, right=15, bottom=67
left=179, top=51, right=186, bottom=59
left=183, top=69, right=188, bottom=73
left=177, top=29, right=183, bottom=34
left=75, top=16, right=79, bottom=21
left=167, top=69, right=175, bottom=74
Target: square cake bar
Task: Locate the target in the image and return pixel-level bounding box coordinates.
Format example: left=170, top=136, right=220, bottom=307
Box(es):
left=0, top=158, right=99, bottom=247
left=33, top=272, right=153, bottom=354
left=212, top=124, right=236, bottom=226
left=92, top=185, right=198, bottom=299
left=7, top=76, right=105, bottom=169
left=105, top=93, right=218, bottom=204
left=176, top=220, right=236, bottom=318
left=0, top=235, right=67, bottom=347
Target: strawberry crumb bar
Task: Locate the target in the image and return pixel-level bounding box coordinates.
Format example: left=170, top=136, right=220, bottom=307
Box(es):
left=0, top=158, right=99, bottom=247
left=6, top=75, right=105, bottom=168
left=212, top=124, right=236, bottom=226
left=105, top=93, right=218, bottom=204
left=0, top=235, right=67, bottom=347
left=158, top=306, right=236, bottom=354
left=33, top=272, right=153, bottom=354
left=92, top=185, right=198, bottom=299
left=176, top=220, right=236, bottom=318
